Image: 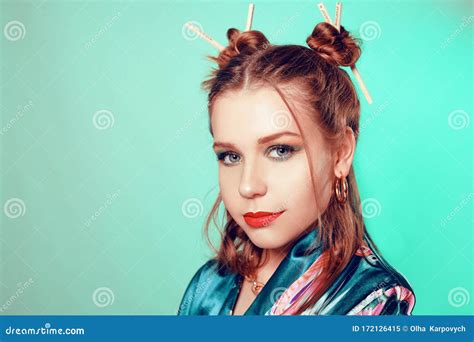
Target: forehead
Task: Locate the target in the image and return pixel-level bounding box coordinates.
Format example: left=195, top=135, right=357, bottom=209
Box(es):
left=211, top=87, right=301, bottom=142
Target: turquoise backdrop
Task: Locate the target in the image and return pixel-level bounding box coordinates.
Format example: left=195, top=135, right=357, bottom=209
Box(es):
left=0, top=0, right=472, bottom=315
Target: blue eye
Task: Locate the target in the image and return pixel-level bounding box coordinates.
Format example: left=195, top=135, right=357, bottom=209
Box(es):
left=216, top=144, right=299, bottom=166
left=216, top=152, right=241, bottom=166
left=267, top=145, right=297, bottom=161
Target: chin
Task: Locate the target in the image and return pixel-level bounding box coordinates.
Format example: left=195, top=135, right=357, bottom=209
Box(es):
left=242, top=226, right=290, bottom=250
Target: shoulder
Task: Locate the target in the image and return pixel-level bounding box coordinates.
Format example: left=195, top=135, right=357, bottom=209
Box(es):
left=188, top=259, right=221, bottom=284
left=355, top=242, right=412, bottom=286
left=347, top=241, right=416, bottom=315
left=311, top=240, right=416, bottom=315
left=347, top=284, right=415, bottom=315
left=177, top=259, right=233, bottom=315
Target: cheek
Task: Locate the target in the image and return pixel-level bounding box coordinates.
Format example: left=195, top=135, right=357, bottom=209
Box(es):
left=218, top=167, right=240, bottom=211
left=294, top=174, right=316, bottom=205
left=269, top=158, right=316, bottom=209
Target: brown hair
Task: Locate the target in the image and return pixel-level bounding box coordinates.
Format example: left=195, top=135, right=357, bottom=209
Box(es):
left=202, top=22, right=380, bottom=314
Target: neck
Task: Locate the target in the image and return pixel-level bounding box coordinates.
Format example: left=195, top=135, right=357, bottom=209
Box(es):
left=254, top=243, right=292, bottom=283
left=263, top=246, right=290, bottom=266
left=251, top=230, right=314, bottom=284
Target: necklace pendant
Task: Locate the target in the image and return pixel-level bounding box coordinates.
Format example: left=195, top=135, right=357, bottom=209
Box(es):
left=251, top=281, right=264, bottom=295
left=244, top=275, right=265, bottom=295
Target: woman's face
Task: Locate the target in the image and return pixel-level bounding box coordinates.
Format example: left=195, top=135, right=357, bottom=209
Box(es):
left=211, top=87, right=334, bottom=251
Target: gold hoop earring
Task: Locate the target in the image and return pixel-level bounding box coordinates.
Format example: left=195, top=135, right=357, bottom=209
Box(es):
left=334, top=176, right=348, bottom=204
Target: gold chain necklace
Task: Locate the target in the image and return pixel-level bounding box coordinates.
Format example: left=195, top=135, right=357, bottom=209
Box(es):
left=244, top=275, right=266, bottom=295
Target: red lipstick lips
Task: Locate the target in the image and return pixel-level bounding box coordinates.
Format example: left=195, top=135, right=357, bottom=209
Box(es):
left=243, top=210, right=285, bottom=228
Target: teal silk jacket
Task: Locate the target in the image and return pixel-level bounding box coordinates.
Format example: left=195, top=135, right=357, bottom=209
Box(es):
left=177, top=229, right=416, bottom=315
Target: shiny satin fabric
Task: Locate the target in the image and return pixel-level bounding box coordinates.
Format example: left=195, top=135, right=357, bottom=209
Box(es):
left=177, top=228, right=415, bottom=315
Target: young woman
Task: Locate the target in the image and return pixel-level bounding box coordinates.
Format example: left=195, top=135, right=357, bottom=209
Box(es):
left=178, top=18, right=415, bottom=315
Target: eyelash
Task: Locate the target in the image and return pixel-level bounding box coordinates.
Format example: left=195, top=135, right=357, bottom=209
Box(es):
left=216, top=144, right=299, bottom=166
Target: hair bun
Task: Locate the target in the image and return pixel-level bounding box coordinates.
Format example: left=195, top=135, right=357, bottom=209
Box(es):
left=306, top=22, right=361, bottom=67
left=212, top=28, right=270, bottom=69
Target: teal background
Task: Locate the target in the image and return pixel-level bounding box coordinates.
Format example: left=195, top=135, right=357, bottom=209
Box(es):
left=0, top=0, right=472, bottom=315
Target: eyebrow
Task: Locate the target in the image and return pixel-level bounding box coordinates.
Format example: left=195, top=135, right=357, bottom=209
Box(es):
left=213, top=131, right=302, bottom=150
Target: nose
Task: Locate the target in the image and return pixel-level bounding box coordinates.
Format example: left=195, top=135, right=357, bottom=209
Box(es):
left=238, top=158, right=267, bottom=199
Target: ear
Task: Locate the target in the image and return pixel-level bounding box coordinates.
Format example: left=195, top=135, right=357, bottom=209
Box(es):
left=333, top=126, right=356, bottom=178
